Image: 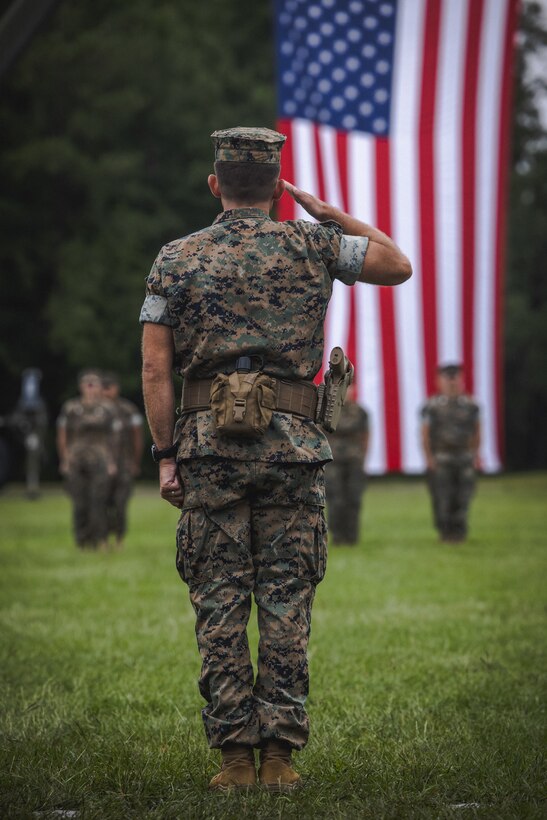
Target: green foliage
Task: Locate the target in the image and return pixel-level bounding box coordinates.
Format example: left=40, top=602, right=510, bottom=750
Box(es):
left=506, top=1, right=547, bottom=468
left=0, top=0, right=275, bottom=412
left=0, top=475, right=545, bottom=817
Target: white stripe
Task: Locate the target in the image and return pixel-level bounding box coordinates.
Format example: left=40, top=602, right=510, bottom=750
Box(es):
left=317, top=124, right=344, bottom=373
left=390, top=0, right=428, bottom=472
left=347, top=132, right=386, bottom=473
left=324, top=280, right=349, bottom=370
left=356, top=284, right=386, bottom=474
left=292, top=119, right=318, bottom=218
left=474, top=0, right=506, bottom=472
left=434, top=0, right=468, bottom=364
left=319, top=125, right=345, bottom=209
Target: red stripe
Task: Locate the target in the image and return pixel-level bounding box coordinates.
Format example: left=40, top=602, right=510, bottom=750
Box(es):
left=461, top=0, right=484, bottom=394
left=276, top=118, right=295, bottom=221
left=418, top=0, right=442, bottom=395
left=313, top=125, right=327, bottom=203
left=376, top=138, right=401, bottom=472
left=336, top=130, right=349, bottom=212
left=494, top=0, right=519, bottom=465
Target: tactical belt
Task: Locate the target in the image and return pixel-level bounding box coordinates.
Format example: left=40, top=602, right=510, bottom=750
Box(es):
left=181, top=377, right=318, bottom=419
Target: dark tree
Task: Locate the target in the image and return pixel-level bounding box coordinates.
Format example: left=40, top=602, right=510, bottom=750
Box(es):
left=505, top=0, right=547, bottom=468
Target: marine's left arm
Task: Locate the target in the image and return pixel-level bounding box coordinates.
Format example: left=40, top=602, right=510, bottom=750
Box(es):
left=361, top=429, right=370, bottom=465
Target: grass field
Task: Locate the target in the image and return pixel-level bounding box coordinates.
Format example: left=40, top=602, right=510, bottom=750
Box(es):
left=0, top=474, right=545, bottom=819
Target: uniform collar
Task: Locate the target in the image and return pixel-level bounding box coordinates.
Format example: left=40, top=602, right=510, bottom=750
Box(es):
left=213, top=207, right=272, bottom=224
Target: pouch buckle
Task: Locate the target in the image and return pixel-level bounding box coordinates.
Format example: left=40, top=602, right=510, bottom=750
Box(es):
left=233, top=398, right=247, bottom=422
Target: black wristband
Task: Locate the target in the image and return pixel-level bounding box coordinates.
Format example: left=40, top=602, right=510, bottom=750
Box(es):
left=151, top=443, right=178, bottom=463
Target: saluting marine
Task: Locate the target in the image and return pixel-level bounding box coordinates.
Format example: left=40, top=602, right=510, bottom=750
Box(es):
left=421, top=363, right=481, bottom=544
left=140, top=127, right=411, bottom=791
left=56, top=370, right=118, bottom=550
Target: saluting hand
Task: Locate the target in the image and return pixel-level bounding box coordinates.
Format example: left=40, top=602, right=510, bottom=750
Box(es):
left=283, top=181, right=328, bottom=222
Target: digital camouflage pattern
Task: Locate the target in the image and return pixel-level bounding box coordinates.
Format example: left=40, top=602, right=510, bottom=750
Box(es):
left=140, top=195, right=368, bottom=751
left=421, top=394, right=480, bottom=540
left=107, top=396, right=143, bottom=539
left=325, top=401, right=369, bottom=544
left=57, top=398, right=117, bottom=547
left=210, top=127, right=286, bottom=164
left=175, top=457, right=325, bottom=749
left=421, top=394, right=479, bottom=454
left=140, top=207, right=368, bottom=463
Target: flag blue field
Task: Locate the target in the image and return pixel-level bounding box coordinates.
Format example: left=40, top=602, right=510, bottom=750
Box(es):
left=275, top=0, right=518, bottom=473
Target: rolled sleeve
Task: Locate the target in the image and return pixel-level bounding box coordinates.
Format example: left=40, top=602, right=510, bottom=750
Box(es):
left=335, top=235, right=369, bottom=285
left=139, top=251, right=176, bottom=326
left=139, top=294, right=172, bottom=325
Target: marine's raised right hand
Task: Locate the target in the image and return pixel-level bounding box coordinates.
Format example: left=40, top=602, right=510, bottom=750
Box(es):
left=283, top=181, right=328, bottom=222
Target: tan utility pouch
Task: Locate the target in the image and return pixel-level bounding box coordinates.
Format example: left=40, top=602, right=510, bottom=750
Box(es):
left=210, top=371, right=277, bottom=438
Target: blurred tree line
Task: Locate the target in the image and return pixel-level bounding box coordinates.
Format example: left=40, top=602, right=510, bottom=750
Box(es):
left=506, top=1, right=547, bottom=468
left=0, top=0, right=545, bottom=477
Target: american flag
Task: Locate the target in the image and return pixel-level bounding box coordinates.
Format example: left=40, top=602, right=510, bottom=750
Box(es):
left=275, top=0, right=518, bottom=473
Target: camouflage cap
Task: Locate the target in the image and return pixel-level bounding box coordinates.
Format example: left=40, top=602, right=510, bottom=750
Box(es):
left=437, top=363, right=463, bottom=377
left=211, top=127, right=287, bottom=164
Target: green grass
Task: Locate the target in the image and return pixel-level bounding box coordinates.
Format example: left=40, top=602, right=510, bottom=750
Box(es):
left=0, top=474, right=545, bottom=819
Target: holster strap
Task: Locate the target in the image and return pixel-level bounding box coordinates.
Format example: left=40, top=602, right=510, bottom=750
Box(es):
left=181, top=377, right=317, bottom=419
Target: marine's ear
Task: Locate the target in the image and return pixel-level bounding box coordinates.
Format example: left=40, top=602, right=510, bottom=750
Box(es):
left=208, top=174, right=221, bottom=199
left=272, top=177, right=285, bottom=202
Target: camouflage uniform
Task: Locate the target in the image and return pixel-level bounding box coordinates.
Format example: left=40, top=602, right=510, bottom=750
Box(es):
left=140, top=128, right=369, bottom=751
left=325, top=401, right=369, bottom=544
left=56, top=398, right=117, bottom=548
left=421, top=394, right=479, bottom=541
left=107, top=397, right=143, bottom=540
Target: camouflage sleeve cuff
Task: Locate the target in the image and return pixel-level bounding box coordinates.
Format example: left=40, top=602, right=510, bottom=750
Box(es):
left=336, top=235, right=369, bottom=285
left=139, top=294, right=175, bottom=326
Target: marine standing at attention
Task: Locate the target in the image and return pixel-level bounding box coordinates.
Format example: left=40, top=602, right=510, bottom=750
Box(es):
left=421, top=363, right=481, bottom=544
left=56, top=369, right=118, bottom=550
left=102, top=372, right=144, bottom=549
left=140, top=127, right=411, bottom=791
left=325, top=384, right=370, bottom=545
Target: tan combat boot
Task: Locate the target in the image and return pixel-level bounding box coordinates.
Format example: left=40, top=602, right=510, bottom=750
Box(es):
left=258, top=740, right=302, bottom=792
left=208, top=743, right=257, bottom=791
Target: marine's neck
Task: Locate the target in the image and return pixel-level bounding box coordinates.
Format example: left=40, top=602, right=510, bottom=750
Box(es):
left=221, top=197, right=272, bottom=215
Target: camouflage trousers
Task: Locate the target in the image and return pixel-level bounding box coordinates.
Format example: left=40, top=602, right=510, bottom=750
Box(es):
left=106, top=466, right=134, bottom=538
left=428, top=453, right=476, bottom=540
left=66, top=453, right=110, bottom=547
left=176, top=457, right=327, bottom=750
left=325, top=460, right=366, bottom=544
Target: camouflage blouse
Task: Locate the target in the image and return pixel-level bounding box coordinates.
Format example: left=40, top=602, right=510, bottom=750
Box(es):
left=421, top=395, right=480, bottom=455
left=56, top=398, right=117, bottom=463
left=140, top=208, right=368, bottom=463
